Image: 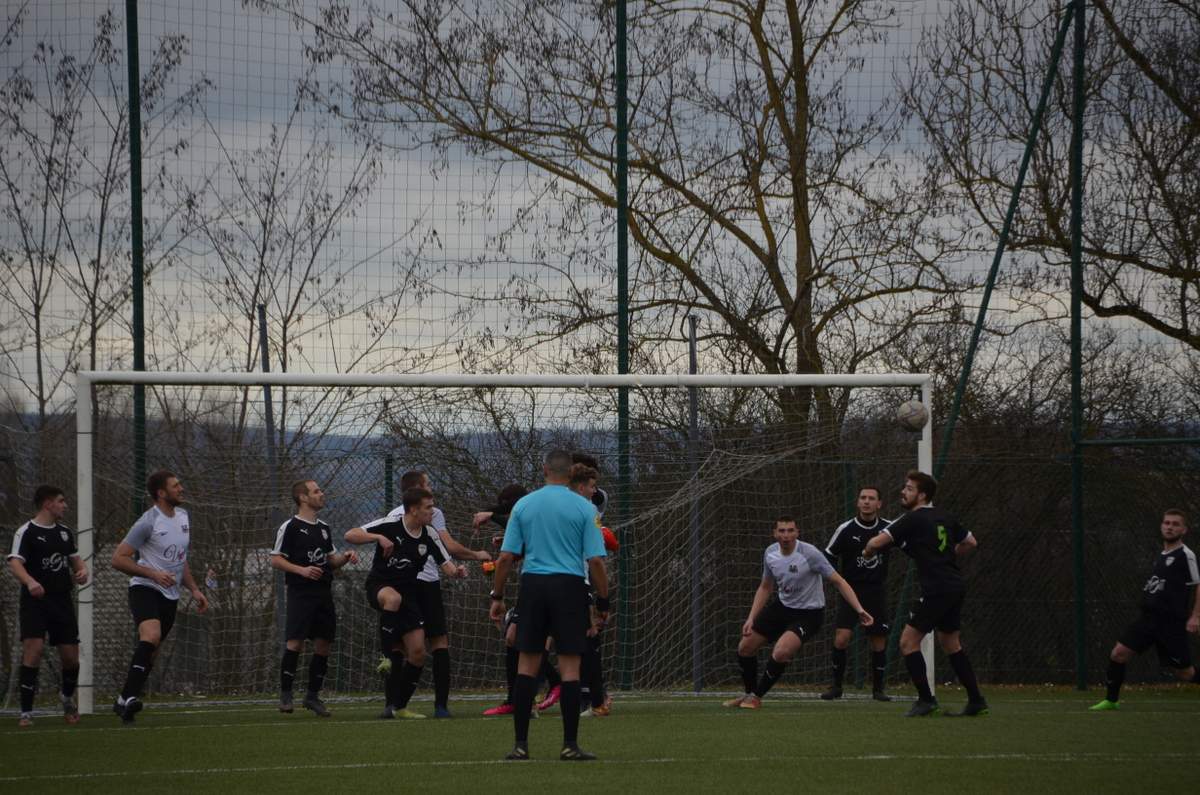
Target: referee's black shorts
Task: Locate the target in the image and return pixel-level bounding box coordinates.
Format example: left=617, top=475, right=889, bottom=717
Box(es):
left=285, top=586, right=337, bottom=641
left=835, top=584, right=889, bottom=636
left=1119, top=610, right=1192, bottom=669
left=19, top=590, right=79, bottom=645
left=128, top=584, right=179, bottom=639
left=413, top=579, right=448, bottom=638
left=751, top=598, right=823, bottom=642
left=514, top=573, right=590, bottom=655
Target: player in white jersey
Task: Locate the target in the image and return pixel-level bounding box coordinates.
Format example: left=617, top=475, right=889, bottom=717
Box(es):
left=724, top=516, right=873, bottom=709
left=110, top=470, right=208, bottom=723
left=382, top=470, right=489, bottom=717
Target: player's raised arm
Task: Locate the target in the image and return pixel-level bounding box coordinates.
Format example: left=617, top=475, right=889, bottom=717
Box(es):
left=826, top=571, right=872, bottom=627
left=862, top=529, right=893, bottom=558
left=437, top=528, right=492, bottom=562
left=954, top=531, right=978, bottom=556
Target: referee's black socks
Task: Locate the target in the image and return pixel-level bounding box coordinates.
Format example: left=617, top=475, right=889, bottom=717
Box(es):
left=754, top=658, right=788, bottom=698
left=560, top=681, right=582, bottom=745
left=1105, top=660, right=1126, bottom=702
left=19, top=665, right=38, bottom=713
left=831, top=647, right=847, bottom=689
left=432, top=648, right=450, bottom=708
left=307, top=653, right=329, bottom=697
left=121, top=641, right=157, bottom=702
left=947, top=650, right=983, bottom=703
left=280, top=648, right=300, bottom=694
left=512, top=673, right=538, bottom=743
left=504, top=646, right=519, bottom=704
left=903, top=651, right=934, bottom=702
left=737, top=654, right=757, bottom=694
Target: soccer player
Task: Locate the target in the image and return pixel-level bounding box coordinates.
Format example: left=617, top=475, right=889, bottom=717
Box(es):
left=568, top=461, right=615, bottom=717
left=346, top=486, right=466, bottom=719
left=725, top=516, right=872, bottom=709
left=488, top=449, right=610, bottom=761
left=384, top=470, right=491, bottom=718
left=822, top=486, right=892, bottom=701
left=110, top=470, right=209, bottom=723
left=6, top=485, right=89, bottom=727
left=862, top=470, right=985, bottom=717
left=1090, top=509, right=1200, bottom=711
left=270, top=479, right=358, bottom=717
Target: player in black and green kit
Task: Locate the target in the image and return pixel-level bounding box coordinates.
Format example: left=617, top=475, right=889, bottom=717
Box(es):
left=1090, top=509, right=1200, bottom=711
left=6, top=485, right=89, bottom=727
left=863, top=470, right=986, bottom=717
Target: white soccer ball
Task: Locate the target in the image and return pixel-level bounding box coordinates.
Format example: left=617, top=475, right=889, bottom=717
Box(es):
left=896, top=400, right=928, bottom=432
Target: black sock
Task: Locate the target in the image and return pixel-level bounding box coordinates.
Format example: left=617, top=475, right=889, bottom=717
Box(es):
left=738, top=654, right=757, bottom=694
left=754, top=658, right=788, bottom=698
left=947, top=650, right=983, bottom=703
left=831, top=647, right=847, bottom=689
left=385, top=652, right=404, bottom=707
left=541, top=656, right=561, bottom=688
left=904, top=651, right=934, bottom=702
left=379, top=610, right=402, bottom=653
left=395, top=662, right=423, bottom=709
left=61, top=665, right=79, bottom=699
left=871, top=650, right=887, bottom=692
left=588, top=646, right=606, bottom=708
left=513, top=673, right=537, bottom=744
left=504, top=646, right=519, bottom=705
left=561, top=680, right=582, bottom=745
left=19, top=665, right=38, bottom=713
left=307, top=653, right=329, bottom=697
left=432, top=648, right=450, bottom=708
left=580, top=647, right=596, bottom=702
left=280, top=649, right=300, bottom=694
left=121, top=641, right=157, bottom=701
left=1106, top=660, right=1126, bottom=702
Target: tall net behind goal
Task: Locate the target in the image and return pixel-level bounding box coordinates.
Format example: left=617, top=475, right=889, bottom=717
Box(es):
left=71, top=373, right=929, bottom=711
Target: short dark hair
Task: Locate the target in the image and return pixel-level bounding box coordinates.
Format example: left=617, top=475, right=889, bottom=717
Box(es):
left=569, top=463, right=599, bottom=488
left=292, top=479, right=315, bottom=506
left=774, top=515, right=797, bottom=528
left=401, top=486, right=434, bottom=511
left=906, top=470, right=937, bottom=502
left=490, top=483, right=528, bottom=515
left=859, top=485, right=882, bottom=501
left=33, top=484, right=64, bottom=509
left=572, top=452, right=600, bottom=471
left=146, top=470, right=176, bottom=500
left=544, top=449, right=573, bottom=477
left=1164, top=508, right=1189, bottom=528
left=399, top=470, right=426, bottom=492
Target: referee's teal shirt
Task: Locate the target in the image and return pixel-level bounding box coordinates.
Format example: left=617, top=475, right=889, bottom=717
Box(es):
left=501, top=484, right=607, bottom=576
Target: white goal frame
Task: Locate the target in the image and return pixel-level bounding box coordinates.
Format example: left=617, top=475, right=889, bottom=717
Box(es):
left=74, top=370, right=933, bottom=714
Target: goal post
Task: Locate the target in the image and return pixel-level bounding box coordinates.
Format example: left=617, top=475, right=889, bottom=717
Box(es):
left=74, top=370, right=933, bottom=715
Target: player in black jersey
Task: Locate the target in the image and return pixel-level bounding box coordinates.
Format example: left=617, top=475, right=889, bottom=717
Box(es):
left=1090, top=509, right=1200, bottom=711
left=822, top=486, right=892, bottom=701
left=6, top=485, right=89, bottom=727
left=863, top=470, right=986, bottom=717
left=346, top=487, right=466, bottom=719
left=269, top=479, right=358, bottom=717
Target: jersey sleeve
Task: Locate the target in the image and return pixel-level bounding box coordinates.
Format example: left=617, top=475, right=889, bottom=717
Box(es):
left=66, top=526, right=78, bottom=555
left=951, top=519, right=969, bottom=545
left=122, top=514, right=155, bottom=550
left=882, top=514, right=907, bottom=546
left=824, top=523, right=848, bottom=561
left=582, top=510, right=607, bottom=560
left=1185, top=549, right=1200, bottom=586
left=761, top=549, right=775, bottom=583
left=269, top=521, right=291, bottom=558
left=7, top=524, right=28, bottom=561
left=804, top=544, right=836, bottom=579
left=427, top=529, right=449, bottom=565
left=431, top=508, right=447, bottom=532
left=500, top=504, right=526, bottom=556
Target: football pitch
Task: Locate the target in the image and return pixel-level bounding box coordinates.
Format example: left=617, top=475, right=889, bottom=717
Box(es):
left=2, top=687, right=1197, bottom=793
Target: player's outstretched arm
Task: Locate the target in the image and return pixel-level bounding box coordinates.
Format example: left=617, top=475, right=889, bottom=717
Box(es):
left=954, top=533, right=978, bottom=557
left=269, top=552, right=324, bottom=581
left=330, top=548, right=359, bottom=569
left=345, top=526, right=393, bottom=557
left=828, top=572, right=873, bottom=626
left=437, top=529, right=492, bottom=562
left=862, top=531, right=892, bottom=558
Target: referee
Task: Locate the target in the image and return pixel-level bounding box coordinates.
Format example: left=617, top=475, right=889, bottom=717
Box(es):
left=489, top=449, right=609, bottom=761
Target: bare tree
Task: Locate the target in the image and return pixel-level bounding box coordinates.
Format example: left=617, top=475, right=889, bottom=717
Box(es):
left=906, top=0, right=1199, bottom=353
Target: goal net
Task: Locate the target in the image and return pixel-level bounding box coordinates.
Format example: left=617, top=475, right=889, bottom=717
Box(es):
left=62, top=372, right=931, bottom=713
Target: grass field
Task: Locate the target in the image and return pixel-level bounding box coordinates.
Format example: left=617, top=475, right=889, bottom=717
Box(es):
left=2, top=686, right=1197, bottom=792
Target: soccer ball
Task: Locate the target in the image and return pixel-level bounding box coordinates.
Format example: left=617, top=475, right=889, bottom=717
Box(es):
left=896, top=400, right=928, bottom=432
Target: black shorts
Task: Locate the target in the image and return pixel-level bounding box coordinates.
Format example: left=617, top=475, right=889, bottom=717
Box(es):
left=514, top=574, right=590, bottom=655
left=285, top=587, right=337, bottom=641
left=836, top=584, right=889, bottom=636
left=1119, top=611, right=1192, bottom=669
left=128, top=585, right=179, bottom=639
left=907, top=590, right=964, bottom=634
left=364, top=579, right=426, bottom=636
left=19, top=590, right=78, bottom=645
left=752, top=599, right=823, bottom=642
left=414, top=579, right=448, bottom=638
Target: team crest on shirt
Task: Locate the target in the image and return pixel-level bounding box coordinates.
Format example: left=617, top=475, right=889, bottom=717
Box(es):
left=418, top=544, right=427, bottom=555
left=1165, top=556, right=1175, bottom=566
left=322, top=529, right=329, bottom=541
left=182, top=524, right=189, bottom=534
left=60, top=531, right=69, bottom=542
left=788, top=564, right=798, bottom=573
